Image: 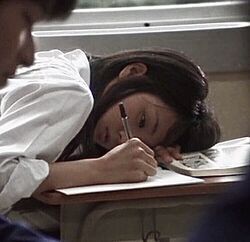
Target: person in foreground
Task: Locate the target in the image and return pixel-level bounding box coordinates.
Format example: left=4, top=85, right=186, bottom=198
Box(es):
left=189, top=168, right=250, bottom=242
left=0, top=48, right=221, bottom=213
left=0, top=0, right=76, bottom=241
left=0, top=0, right=76, bottom=86
left=0, top=215, right=59, bottom=242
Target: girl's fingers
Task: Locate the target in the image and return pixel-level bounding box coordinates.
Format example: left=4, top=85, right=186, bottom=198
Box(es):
left=125, top=170, right=148, bottom=183
left=137, top=159, right=157, bottom=176
left=168, top=146, right=182, bottom=160
left=129, top=138, right=155, bottom=157
left=154, top=145, right=182, bottom=163
left=135, top=147, right=157, bottom=168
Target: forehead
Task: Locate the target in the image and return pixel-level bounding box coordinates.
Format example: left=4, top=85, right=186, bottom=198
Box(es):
left=124, top=92, right=167, bottom=108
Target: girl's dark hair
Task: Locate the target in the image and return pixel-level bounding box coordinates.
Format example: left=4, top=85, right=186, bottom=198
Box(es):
left=32, top=0, right=77, bottom=20
left=60, top=48, right=221, bottom=160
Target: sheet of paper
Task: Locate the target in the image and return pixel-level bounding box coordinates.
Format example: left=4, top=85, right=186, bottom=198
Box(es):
left=57, top=168, right=204, bottom=196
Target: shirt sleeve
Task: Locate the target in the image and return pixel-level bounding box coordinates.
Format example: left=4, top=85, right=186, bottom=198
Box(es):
left=0, top=51, right=94, bottom=212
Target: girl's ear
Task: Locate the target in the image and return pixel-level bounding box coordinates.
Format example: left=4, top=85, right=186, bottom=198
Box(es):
left=119, top=62, right=148, bottom=78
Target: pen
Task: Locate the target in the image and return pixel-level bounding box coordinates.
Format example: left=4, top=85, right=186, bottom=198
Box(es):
left=119, top=102, right=133, bottom=140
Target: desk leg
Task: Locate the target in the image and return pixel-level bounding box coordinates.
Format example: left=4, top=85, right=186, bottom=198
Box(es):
left=60, top=203, right=99, bottom=242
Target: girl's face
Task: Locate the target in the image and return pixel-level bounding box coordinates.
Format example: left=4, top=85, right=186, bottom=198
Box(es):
left=0, top=0, right=44, bottom=86
left=93, top=93, right=178, bottom=150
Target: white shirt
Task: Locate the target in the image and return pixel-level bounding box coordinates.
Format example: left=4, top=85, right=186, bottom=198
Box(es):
left=0, top=49, right=94, bottom=212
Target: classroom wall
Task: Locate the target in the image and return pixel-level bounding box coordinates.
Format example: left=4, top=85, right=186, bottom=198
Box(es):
left=207, top=71, right=250, bottom=141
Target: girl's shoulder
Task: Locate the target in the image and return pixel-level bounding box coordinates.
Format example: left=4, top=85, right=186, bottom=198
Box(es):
left=8, top=49, right=91, bottom=91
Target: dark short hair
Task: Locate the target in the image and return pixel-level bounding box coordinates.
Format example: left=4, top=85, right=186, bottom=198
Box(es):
left=32, top=0, right=77, bottom=20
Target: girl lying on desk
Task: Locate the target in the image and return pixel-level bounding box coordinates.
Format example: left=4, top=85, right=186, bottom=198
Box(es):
left=0, top=48, right=220, bottom=212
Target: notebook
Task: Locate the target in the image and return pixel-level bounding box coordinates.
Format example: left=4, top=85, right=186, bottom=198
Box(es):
left=165, top=137, right=250, bottom=177
left=57, top=168, right=203, bottom=195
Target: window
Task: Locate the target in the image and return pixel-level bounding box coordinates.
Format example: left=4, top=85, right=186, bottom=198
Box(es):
left=76, top=0, right=237, bottom=8
left=33, top=0, right=250, bottom=73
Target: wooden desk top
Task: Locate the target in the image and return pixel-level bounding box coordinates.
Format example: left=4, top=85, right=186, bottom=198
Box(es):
left=38, top=175, right=244, bottom=205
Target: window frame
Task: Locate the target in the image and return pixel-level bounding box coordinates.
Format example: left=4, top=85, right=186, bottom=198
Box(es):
left=33, top=0, right=250, bottom=73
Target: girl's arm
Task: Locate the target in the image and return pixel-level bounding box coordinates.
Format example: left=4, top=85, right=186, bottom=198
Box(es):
left=34, top=138, right=158, bottom=193
left=0, top=49, right=93, bottom=212
left=0, top=76, right=93, bottom=212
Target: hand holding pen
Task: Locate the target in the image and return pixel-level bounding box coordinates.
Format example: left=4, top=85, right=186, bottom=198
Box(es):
left=97, top=102, right=157, bottom=184
left=116, top=102, right=157, bottom=176
left=118, top=102, right=178, bottom=166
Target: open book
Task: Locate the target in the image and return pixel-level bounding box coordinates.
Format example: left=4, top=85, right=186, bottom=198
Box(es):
left=165, top=137, right=250, bottom=177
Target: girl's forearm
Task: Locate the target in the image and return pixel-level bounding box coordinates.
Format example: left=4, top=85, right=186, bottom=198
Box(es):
left=35, top=139, right=158, bottom=194
left=35, top=158, right=104, bottom=193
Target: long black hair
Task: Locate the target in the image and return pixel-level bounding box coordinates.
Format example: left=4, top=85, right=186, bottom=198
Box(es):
left=30, top=0, right=77, bottom=20
left=59, top=48, right=221, bottom=161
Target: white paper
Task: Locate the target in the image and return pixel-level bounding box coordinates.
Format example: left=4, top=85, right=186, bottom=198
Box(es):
left=57, top=168, right=204, bottom=195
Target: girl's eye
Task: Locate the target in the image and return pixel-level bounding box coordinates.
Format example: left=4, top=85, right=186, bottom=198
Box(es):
left=138, top=113, right=146, bottom=128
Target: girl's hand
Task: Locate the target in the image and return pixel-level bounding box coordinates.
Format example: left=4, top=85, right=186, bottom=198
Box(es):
left=32, top=138, right=157, bottom=198
left=154, top=145, right=182, bottom=165
left=96, top=138, right=157, bottom=183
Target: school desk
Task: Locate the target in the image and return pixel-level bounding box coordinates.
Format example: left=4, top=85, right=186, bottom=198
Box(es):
left=30, top=174, right=242, bottom=242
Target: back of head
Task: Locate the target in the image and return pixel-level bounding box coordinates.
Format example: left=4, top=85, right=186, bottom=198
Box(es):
left=90, top=48, right=221, bottom=153
left=32, top=0, right=77, bottom=20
